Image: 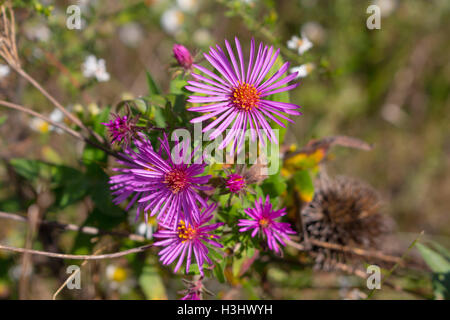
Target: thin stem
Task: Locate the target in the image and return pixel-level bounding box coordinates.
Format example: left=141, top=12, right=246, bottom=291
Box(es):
left=308, top=239, right=403, bottom=265
left=11, top=66, right=104, bottom=143
left=0, top=243, right=153, bottom=260
left=0, top=211, right=146, bottom=242
left=287, top=237, right=404, bottom=265
left=0, top=100, right=84, bottom=140
left=0, top=100, right=130, bottom=162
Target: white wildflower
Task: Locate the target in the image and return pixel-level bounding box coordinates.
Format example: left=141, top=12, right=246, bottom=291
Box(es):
left=25, top=24, right=51, bottom=43
left=30, top=118, right=50, bottom=133
left=119, top=23, right=144, bottom=48
left=82, top=55, right=110, bottom=82
left=176, top=0, right=199, bottom=12
left=193, top=28, right=212, bottom=46
left=287, top=33, right=313, bottom=55
left=373, top=0, right=397, bottom=17
left=301, top=21, right=326, bottom=45
left=0, top=64, right=10, bottom=78
left=105, top=265, right=134, bottom=294
left=160, top=7, right=185, bottom=35
left=290, top=63, right=315, bottom=80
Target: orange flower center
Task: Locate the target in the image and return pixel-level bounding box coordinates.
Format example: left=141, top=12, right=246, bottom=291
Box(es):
left=164, top=169, right=189, bottom=194
left=231, top=82, right=260, bottom=112
left=259, top=218, right=270, bottom=228
left=177, top=220, right=197, bottom=242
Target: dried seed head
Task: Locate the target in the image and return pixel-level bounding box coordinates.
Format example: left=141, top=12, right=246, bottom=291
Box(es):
left=301, top=174, right=393, bottom=270
left=0, top=2, right=20, bottom=68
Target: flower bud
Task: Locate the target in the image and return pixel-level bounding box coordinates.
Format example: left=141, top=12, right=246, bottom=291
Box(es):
left=173, top=44, right=193, bottom=70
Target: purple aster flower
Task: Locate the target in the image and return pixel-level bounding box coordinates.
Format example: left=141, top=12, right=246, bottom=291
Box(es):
left=102, top=113, right=141, bottom=147
left=181, top=291, right=200, bottom=300
left=173, top=44, right=194, bottom=71
left=222, top=164, right=265, bottom=198
left=225, top=173, right=245, bottom=194
left=186, top=37, right=302, bottom=154
left=179, top=278, right=210, bottom=300
left=238, top=195, right=296, bottom=254
left=109, top=133, right=211, bottom=229
left=153, top=203, right=224, bottom=276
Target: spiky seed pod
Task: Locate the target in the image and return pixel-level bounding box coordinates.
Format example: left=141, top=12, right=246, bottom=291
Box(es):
left=301, top=174, right=393, bottom=270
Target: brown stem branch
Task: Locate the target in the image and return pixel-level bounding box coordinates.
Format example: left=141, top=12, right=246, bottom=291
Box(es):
left=0, top=243, right=153, bottom=260
left=0, top=100, right=84, bottom=140
left=0, top=211, right=146, bottom=242
left=0, top=100, right=129, bottom=162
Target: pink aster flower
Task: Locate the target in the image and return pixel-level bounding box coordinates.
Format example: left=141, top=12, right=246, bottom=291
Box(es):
left=173, top=44, right=194, bottom=71
left=186, top=37, right=302, bottom=154
left=102, top=113, right=141, bottom=147
left=153, top=204, right=224, bottom=276
left=238, top=195, right=296, bottom=254
left=179, top=278, right=211, bottom=300
left=181, top=291, right=200, bottom=300
left=225, top=173, right=245, bottom=194
left=109, top=133, right=211, bottom=229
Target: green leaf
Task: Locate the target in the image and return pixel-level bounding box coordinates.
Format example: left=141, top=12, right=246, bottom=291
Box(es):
left=92, top=106, right=110, bottom=136
left=213, top=260, right=225, bottom=283
left=292, top=169, right=315, bottom=202
left=51, top=165, right=89, bottom=208
left=139, top=263, right=167, bottom=300
left=9, top=158, right=49, bottom=182
left=86, top=163, right=124, bottom=217
left=417, top=243, right=450, bottom=299
left=261, top=174, right=287, bottom=198
left=146, top=71, right=161, bottom=96
left=169, top=77, right=188, bottom=95
left=0, top=115, right=7, bottom=126
left=417, top=243, right=450, bottom=273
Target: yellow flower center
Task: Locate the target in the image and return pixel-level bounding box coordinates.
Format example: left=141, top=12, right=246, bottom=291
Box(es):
left=259, top=218, right=270, bottom=228
left=177, top=220, right=197, bottom=243
left=164, top=168, right=189, bottom=194
left=231, top=82, right=260, bottom=112
left=112, top=267, right=127, bottom=282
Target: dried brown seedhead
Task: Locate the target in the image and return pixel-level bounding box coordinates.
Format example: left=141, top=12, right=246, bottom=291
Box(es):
left=0, top=1, right=20, bottom=68
left=301, top=174, right=393, bottom=270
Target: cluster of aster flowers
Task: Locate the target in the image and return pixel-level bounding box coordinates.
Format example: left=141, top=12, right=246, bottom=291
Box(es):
left=105, top=38, right=301, bottom=287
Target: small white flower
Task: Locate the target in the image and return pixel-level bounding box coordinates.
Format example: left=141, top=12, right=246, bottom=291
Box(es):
left=137, top=222, right=153, bottom=240
left=176, top=0, right=199, bottom=12
left=26, top=24, right=51, bottom=43
left=119, top=23, right=143, bottom=48
left=301, top=21, right=326, bottom=45
left=49, top=109, right=65, bottom=133
left=87, top=103, right=100, bottom=116
left=0, top=64, right=10, bottom=78
left=105, top=265, right=134, bottom=294
left=193, top=28, right=212, bottom=46
left=373, top=0, right=397, bottom=17
left=160, top=7, right=185, bottom=35
left=287, top=33, right=313, bottom=55
left=82, top=55, right=110, bottom=82
left=49, top=109, right=64, bottom=123
left=30, top=118, right=50, bottom=133
left=289, top=63, right=315, bottom=80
